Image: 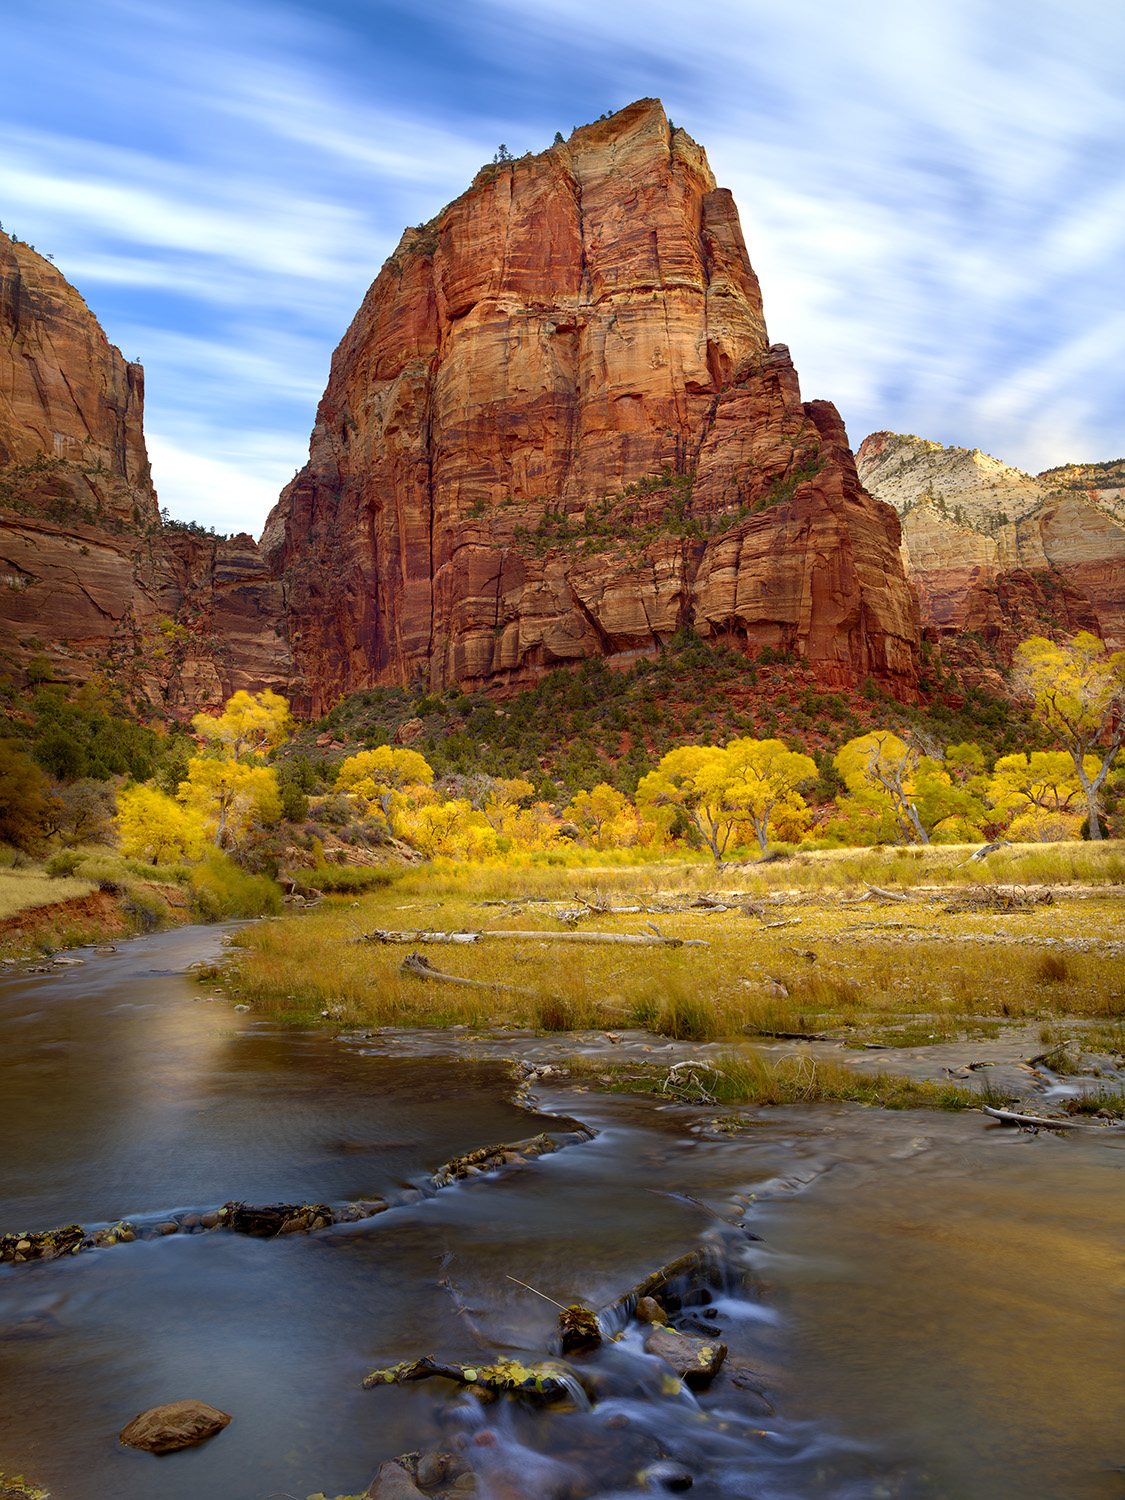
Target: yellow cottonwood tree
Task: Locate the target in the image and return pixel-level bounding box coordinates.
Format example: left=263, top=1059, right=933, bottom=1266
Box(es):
left=192, top=689, right=291, bottom=759
left=399, top=799, right=501, bottom=860
left=118, top=785, right=207, bottom=864
left=179, top=757, right=282, bottom=850
left=565, top=783, right=632, bottom=849
left=480, top=778, right=536, bottom=835
left=721, top=738, right=816, bottom=853
left=637, top=745, right=738, bottom=864
left=988, top=751, right=1098, bottom=817
left=835, top=731, right=985, bottom=845
left=179, top=690, right=291, bottom=851
left=335, top=746, right=434, bottom=835
left=1011, top=633, right=1125, bottom=839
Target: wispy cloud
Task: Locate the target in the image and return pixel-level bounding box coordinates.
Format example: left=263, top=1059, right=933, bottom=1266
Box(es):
left=2, top=0, right=1122, bottom=534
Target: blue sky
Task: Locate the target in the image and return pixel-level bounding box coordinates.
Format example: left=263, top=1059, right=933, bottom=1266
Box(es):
left=2, top=0, right=1122, bottom=535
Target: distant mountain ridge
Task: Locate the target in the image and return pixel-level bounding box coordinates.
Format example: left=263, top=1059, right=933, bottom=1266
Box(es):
left=857, top=432, right=1125, bottom=652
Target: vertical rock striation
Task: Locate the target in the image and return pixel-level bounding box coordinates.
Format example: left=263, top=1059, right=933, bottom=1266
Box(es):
left=264, top=99, right=920, bottom=711
left=0, top=235, right=294, bottom=709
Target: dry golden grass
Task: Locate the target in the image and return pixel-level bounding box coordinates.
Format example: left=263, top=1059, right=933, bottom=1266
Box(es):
left=225, top=853, right=1125, bottom=1041
left=0, top=869, right=96, bottom=921
left=564, top=1050, right=982, bottom=1111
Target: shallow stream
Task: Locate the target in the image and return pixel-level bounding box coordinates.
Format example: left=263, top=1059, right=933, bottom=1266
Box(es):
left=1, top=927, right=1122, bottom=1499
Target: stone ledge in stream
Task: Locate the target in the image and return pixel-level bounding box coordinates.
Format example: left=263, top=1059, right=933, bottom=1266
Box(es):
left=0, top=1128, right=597, bottom=1265
left=354, top=1229, right=775, bottom=1500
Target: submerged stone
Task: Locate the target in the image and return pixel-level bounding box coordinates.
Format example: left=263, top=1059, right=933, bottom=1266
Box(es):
left=365, top=1459, right=426, bottom=1499
left=644, top=1325, right=727, bottom=1386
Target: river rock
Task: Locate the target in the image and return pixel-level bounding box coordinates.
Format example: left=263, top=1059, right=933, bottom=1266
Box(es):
left=642, top=1461, right=694, bottom=1491
left=415, top=1451, right=465, bottom=1488
left=118, top=1399, right=231, bottom=1452
left=644, top=1325, right=726, bottom=1386
left=366, top=1459, right=427, bottom=1499
left=635, top=1296, right=667, bottom=1324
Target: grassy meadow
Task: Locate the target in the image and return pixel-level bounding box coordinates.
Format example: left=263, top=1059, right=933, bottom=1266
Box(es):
left=223, top=842, right=1125, bottom=1063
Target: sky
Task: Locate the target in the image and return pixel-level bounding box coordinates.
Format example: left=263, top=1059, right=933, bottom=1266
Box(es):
left=2, top=0, right=1122, bottom=536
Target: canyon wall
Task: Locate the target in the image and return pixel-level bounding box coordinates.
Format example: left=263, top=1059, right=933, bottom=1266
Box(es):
left=858, top=431, right=1125, bottom=653
left=0, top=235, right=294, bottom=711
left=263, top=99, right=920, bottom=712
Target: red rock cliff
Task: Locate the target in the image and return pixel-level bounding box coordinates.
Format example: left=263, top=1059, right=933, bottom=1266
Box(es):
left=264, top=99, right=920, bottom=712
left=0, top=234, right=294, bottom=711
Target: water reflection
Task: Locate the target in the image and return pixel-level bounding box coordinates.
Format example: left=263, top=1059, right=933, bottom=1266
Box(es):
left=0, top=930, right=1123, bottom=1500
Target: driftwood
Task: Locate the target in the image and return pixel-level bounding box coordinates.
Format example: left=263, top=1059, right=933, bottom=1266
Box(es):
left=362, top=1355, right=573, bottom=1399
left=862, top=881, right=911, bottom=902
left=370, top=927, right=708, bottom=948
left=363, top=928, right=481, bottom=944
left=746, top=1028, right=833, bottom=1042
left=659, top=1059, right=727, bottom=1103
left=599, top=1247, right=718, bottom=1324
left=982, top=1105, right=1125, bottom=1132
left=2, top=1129, right=595, bottom=1265
left=428, top=1132, right=586, bottom=1186
left=399, top=951, right=539, bottom=995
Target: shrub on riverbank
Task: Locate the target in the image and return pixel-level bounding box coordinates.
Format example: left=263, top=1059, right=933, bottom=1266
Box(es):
left=190, top=854, right=282, bottom=919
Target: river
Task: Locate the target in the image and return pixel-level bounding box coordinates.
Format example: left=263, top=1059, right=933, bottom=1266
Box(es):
left=1, top=926, right=1122, bottom=1499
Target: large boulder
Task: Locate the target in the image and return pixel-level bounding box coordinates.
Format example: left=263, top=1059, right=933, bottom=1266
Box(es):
left=118, top=1399, right=231, bottom=1453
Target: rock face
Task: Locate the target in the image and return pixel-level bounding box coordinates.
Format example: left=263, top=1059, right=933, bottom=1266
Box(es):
left=0, top=234, right=295, bottom=710
left=264, top=99, right=920, bottom=711
left=858, top=432, right=1125, bottom=653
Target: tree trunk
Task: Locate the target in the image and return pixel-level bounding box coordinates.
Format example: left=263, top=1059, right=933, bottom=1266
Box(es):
left=1071, top=748, right=1104, bottom=839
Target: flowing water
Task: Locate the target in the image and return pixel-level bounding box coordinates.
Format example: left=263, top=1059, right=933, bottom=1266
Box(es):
left=1, top=927, right=1123, bottom=1500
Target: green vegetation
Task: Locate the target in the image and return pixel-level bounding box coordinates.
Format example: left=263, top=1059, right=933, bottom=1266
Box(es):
left=568, top=1051, right=981, bottom=1111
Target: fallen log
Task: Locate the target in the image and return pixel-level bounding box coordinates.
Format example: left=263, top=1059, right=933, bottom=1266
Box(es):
left=598, top=1247, right=720, bottom=1325
left=361, top=928, right=481, bottom=944
left=862, top=882, right=911, bottom=903
left=367, top=928, right=708, bottom=948
left=428, top=1131, right=587, bottom=1186
left=362, top=1354, right=574, bottom=1399
left=400, top=952, right=537, bottom=995
left=982, top=1105, right=1125, bottom=1132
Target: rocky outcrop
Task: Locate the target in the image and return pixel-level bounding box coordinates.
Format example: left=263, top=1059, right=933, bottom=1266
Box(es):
left=264, top=99, right=920, bottom=710
left=858, top=432, right=1125, bottom=652
left=0, top=235, right=295, bottom=711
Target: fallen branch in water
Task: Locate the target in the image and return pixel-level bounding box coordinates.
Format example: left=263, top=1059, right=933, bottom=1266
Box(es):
left=362, top=1354, right=573, bottom=1399
left=982, top=1105, right=1125, bottom=1132
left=2, top=1129, right=595, bottom=1265
left=438, top=1250, right=492, bottom=1350
left=660, top=1059, right=727, bottom=1103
